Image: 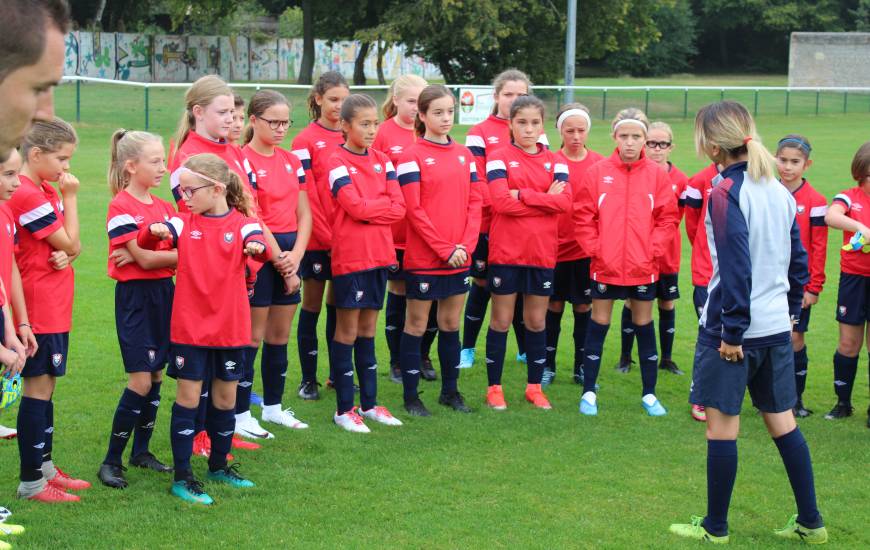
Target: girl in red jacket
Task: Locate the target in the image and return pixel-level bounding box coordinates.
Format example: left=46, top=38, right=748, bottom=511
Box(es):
left=544, top=103, right=603, bottom=387
left=484, top=95, right=569, bottom=411
left=576, top=108, right=679, bottom=416
left=396, top=84, right=482, bottom=416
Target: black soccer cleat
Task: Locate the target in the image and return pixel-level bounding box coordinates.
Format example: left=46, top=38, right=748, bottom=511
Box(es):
left=421, top=358, right=438, bottom=381
left=659, top=359, right=684, bottom=376
left=824, top=401, right=853, bottom=420
left=792, top=400, right=813, bottom=418
left=98, top=463, right=128, bottom=489
left=389, top=364, right=402, bottom=384
left=297, top=380, right=321, bottom=400
left=130, top=451, right=173, bottom=473
left=438, top=391, right=472, bottom=413
left=615, top=355, right=634, bottom=374
left=403, top=397, right=431, bottom=417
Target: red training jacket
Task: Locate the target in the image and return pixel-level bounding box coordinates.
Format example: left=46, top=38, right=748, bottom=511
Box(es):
left=291, top=122, right=345, bottom=251
left=556, top=148, right=604, bottom=262
left=372, top=117, right=417, bottom=249
left=789, top=179, right=828, bottom=295
left=683, top=163, right=719, bottom=287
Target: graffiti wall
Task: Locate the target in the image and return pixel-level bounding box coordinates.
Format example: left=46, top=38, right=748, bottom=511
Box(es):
left=115, top=33, right=152, bottom=81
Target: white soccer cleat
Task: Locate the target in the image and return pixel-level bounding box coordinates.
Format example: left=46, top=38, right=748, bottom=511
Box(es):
left=0, top=425, right=17, bottom=439
left=360, top=406, right=403, bottom=426
left=333, top=409, right=370, bottom=433
left=234, top=411, right=275, bottom=439
left=262, top=404, right=309, bottom=429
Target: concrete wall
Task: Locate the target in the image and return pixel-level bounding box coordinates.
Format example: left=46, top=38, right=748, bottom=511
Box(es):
left=789, top=32, right=870, bottom=87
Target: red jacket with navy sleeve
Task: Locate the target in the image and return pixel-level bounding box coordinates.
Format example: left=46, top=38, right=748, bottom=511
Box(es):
left=575, top=149, right=679, bottom=286
left=658, top=162, right=689, bottom=275
left=396, top=138, right=482, bottom=275
left=831, top=185, right=870, bottom=277
left=138, top=209, right=270, bottom=348
left=556, top=149, right=604, bottom=262
left=291, top=122, right=345, bottom=251
left=106, top=190, right=176, bottom=282
left=241, top=146, right=305, bottom=234
left=789, top=179, right=828, bottom=295
left=169, top=132, right=251, bottom=212
left=487, top=144, right=569, bottom=269
left=327, top=146, right=406, bottom=277
left=372, top=117, right=417, bottom=249
left=683, top=163, right=719, bottom=287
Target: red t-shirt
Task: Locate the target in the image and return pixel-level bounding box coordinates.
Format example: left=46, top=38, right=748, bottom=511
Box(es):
left=658, top=163, right=689, bottom=275
left=169, top=132, right=251, bottom=212
left=106, top=190, right=176, bottom=282
left=291, top=122, right=345, bottom=251
left=372, top=117, right=417, bottom=249
left=832, top=185, right=870, bottom=276
left=0, top=204, right=16, bottom=307
left=790, top=179, right=828, bottom=294
left=241, top=146, right=305, bottom=234
left=555, top=148, right=604, bottom=262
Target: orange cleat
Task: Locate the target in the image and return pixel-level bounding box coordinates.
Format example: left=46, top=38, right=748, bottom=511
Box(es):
left=26, top=482, right=80, bottom=503
left=231, top=435, right=260, bottom=450
left=525, top=384, right=552, bottom=410
left=48, top=467, right=91, bottom=491
left=486, top=385, right=507, bottom=410
left=691, top=404, right=707, bottom=422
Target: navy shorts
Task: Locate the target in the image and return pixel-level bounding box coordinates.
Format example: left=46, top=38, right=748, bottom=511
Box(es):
left=387, top=249, right=405, bottom=281
left=299, top=250, right=332, bottom=281
left=470, top=233, right=489, bottom=279
left=836, top=272, right=870, bottom=326
left=693, top=285, right=709, bottom=319
left=590, top=281, right=656, bottom=301
left=168, top=345, right=245, bottom=382
left=406, top=271, right=469, bottom=300
left=656, top=273, right=680, bottom=301
left=489, top=265, right=554, bottom=297
left=251, top=232, right=302, bottom=307
left=115, top=278, right=174, bottom=373
left=23, top=333, right=69, bottom=378
left=333, top=268, right=388, bottom=309
left=689, top=340, right=796, bottom=416
left=551, top=258, right=591, bottom=304
left=793, top=306, right=812, bottom=333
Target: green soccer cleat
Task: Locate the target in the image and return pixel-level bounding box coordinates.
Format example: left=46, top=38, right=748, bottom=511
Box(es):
left=669, top=516, right=729, bottom=544
left=207, top=464, right=254, bottom=488
left=170, top=477, right=213, bottom=505
left=774, top=514, right=828, bottom=544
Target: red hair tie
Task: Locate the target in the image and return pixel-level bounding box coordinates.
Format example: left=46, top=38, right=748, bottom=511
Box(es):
left=743, top=136, right=753, bottom=145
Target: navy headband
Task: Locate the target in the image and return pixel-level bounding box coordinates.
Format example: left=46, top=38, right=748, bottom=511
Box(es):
left=778, top=137, right=812, bottom=156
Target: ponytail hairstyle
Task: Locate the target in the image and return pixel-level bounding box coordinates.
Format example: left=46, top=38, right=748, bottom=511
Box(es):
left=382, top=74, right=428, bottom=119
left=611, top=107, right=649, bottom=135
left=850, top=140, right=870, bottom=183
left=776, top=133, right=812, bottom=160
left=183, top=153, right=254, bottom=217
left=107, top=129, right=162, bottom=196
left=174, top=75, right=233, bottom=148
left=414, top=84, right=454, bottom=137
left=491, top=68, right=532, bottom=115
left=21, top=116, right=78, bottom=161
left=243, top=89, right=290, bottom=145
left=339, top=94, right=378, bottom=139
left=695, top=100, right=776, bottom=182
left=307, top=71, right=349, bottom=121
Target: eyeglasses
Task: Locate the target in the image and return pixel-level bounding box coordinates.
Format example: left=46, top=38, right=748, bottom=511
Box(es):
left=180, top=183, right=214, bottom=199
left=258, top=117, right=292, bottom=131
left=646, top=140, right=672, bottom=149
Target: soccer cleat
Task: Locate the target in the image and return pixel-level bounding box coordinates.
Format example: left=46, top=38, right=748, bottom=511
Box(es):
left=579, top=392, right=598, bottom=416
left=572, top=364, right=584, bottom=385
left=403, top=397, right=431, bottom=417
left=0, top=425, right=16, bottom=439
left=773, top=514, right=828, bottom=544
left=659, top=359, right=684, bottom=375
left=669, top=516, right=729, bottom=544
left=97, top=463, right=128, bottom=489
left=333, top=409, right=371, bottom=433
left=793, top=400, right=813, bottom=418
left=389, top=364, right=402, bottom=384
left=824, top=401, right=853, bottom=420
left=516, top=352, right=527, bottom=364
left=525, top=384, right=552, bottom=410
left=541, top=368, right=556, bottom=387
left=23, top=482, right=80, bottom=503
left=438, top=391, right=471, bottom=413
left=642, top=395, right=667, bottom=416
left=234, top=412, right=274, bottom=440
left=486, top=385, right=507, bottom=410
left=170, top=477, right=213, bottom=505
left=691, top=404, right=707, bottom=422
left=421, top=358, right=437, bottom=381
left=0, top=522, right=24, bottom=536
left=615, top=355, right=634, bottom=373
left=361, top=406, right=403, bottom=426
left=48, top=467, right=91, bottom=491
left=262, top=406, right=309, bottom=429
left=297, top=380, right=321, bottom=400
left=129, top=451, right=173, bottom=473
left=207, top=463, right=254, bottom=488
left=458, top=348, right=475, bottom=369
left=231, top=436, right=261, bottom=450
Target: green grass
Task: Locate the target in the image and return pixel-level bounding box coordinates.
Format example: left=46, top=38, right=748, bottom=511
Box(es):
left=0, top=82, right=867, bottom=549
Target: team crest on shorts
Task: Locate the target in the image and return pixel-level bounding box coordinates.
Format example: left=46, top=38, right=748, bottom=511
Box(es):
left=175, top=356, right=185, bottom=369
left=838, top=305, right=847, bottom=316
left=492, top=277, right=502, bottom=288
left=374, top=164, right=383, bottom=173
left=51, top=354, right=63, bottom=367
left=475, top=260, right=486, bottom=270
left=355, top=290, right=365, bottom=302
left=147, top=350, right=156, bottom=363
left=597, top=283, right=607, bottom=293
left=419, top=282, right=430, bottom=294
left=313, top=263, right=322, bottom=274
left=224, top=232, right=234, bottom=243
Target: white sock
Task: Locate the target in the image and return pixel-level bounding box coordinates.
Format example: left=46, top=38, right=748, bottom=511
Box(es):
left=16, top=478, right=46, bottom=499
left=581, top=391, right=597, bottom=405
left=642, top=394, right=658, bottom=406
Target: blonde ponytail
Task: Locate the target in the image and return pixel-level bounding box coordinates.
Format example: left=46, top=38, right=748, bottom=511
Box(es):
left=107, top=129, right=162, bottom=196
left=695, top=100, right=775, bottom=182
left=174, top=75, right=233, bottom=147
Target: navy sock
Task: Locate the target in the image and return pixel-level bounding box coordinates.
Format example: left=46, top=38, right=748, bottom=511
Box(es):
left=658, top=307, right=676, bottom=360
left=573, top=310, right=590, bottom=371
left=325, top=304, right=336, bottom=365
left=170, top=402, right=197, bottom=481
left=331, top=341, right=355, bottom=414
left=206, top=405, right=235, bottom=472
left=513, top=297, right=526, bottom=355
left=132, top=382, right=161, bottom=457
left=421, top=303, right=438, bottom=359
left=16, top=397, right=47, bottom=481
left=774, top=428, right=822, bottom=528
left=462, top=284, right=489, bottom=349
left=297, top=308, right=320, bottom=382
left=105, top=388, right=145, bottom=465
left=635, top=321, right=659, bottom=396
left=353, top=336, right=378, bottom=410
left=545, top=309, right=563, bottom=371
left=582, top=321, right=610, bottom=393
left=620, top=305, right=634, bottom=359
left=194, top=384, right=209, bottom=434
left=794, top=346, right=808, bottom=400
left=438, top=330, right=460, bottom=394
left=703, top=439, right=738, bottom=537
left=43, top=399, right=53, bottom=464
left=262, top=342, right=288, bottom=406
left=236, top=346, right=257, bottom=414
left=400, top=332, right=423, bottom=401
left=525, top=329, right=546, bottom=384
left=485, top=328, right=507, bottom=386
left=832, top=351, right=858, bottom=404
left=384, top=292, right=406, bottom=367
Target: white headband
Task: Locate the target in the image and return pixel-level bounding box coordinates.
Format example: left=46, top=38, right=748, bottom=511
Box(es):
left=612, top=118, right=647, bottom=133
left=556, top=109, right=592, bottom=131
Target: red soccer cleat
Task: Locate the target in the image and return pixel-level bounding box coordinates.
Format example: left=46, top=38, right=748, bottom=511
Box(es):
left=48, top=467, right=91, bottom=491
left=27, top=482, right=80, bottom=503
left=193, top=430, right=234, bottom=460
left=231, top=435, right=260, bottom=450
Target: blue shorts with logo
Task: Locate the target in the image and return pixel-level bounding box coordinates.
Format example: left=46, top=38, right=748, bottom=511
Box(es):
left=551, top=258, right=591, bottom=304
left=470, top=233, right=489, bottom=279
left=693, top=285, right=709, bottom=319
left=387, top=249, right=405, bottom=281
left=23, top=333, right=69, bottom=378
left=299, top=250, right=332, bottom=281
left=794, top=306, right=812, bottom=333
left=589, top=281, right=656, bottom=301
left=836, top=272, right=870, bottom=326
left=115, top=278, right=174, bottom=373
left=250, top=232, right=302, bottom=307
left=656, top=273, right=680, bottom=301
left=488, top=265, right=554, bottom=297
left=168, top=345, right=245, bottom=382
left=333, top=268, right=388, bottom=309
left=406, top=271, right=469, bottom=300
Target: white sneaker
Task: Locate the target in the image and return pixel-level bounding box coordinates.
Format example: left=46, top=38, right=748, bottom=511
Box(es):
left=234, top=411, right=274, bottom=439
left=0, top=425, right=16, bottom=439
left=333, top=409, right=370, bottom=433
left=360, top=406, right=403, bottom=426
left=261, top=404, right=309, bottom=429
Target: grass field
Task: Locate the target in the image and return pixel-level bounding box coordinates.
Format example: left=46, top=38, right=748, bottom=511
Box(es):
left=0, top=80, right=867, bottom=549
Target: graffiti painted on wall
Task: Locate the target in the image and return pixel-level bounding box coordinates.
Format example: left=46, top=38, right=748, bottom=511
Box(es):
left=115, top=33, right=151, bottom=81
left=78, top=32, right=116, bottom=79
left=186, top=36, right=221, bottom=80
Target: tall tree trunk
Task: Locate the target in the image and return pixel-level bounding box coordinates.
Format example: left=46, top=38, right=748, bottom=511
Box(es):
left=353, top=41, right=370, bottom=85
left=92, top=0, right=107, bottom=28
left=376, top=39, right=386, bottom=85
left=298, top=0, right=314, bottom=85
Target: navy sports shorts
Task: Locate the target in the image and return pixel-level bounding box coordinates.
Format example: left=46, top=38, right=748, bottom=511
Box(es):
left=23, top=333, right=69, bottom=378
left=689, top=339, right=796, bottom=416
left=835, top=272, right=870, bottom=326
left=488, top=265, right=555, bottom=297
left=406, top=271, right=469, bottom=300
left=115, top=278, right=174, bottom=373
left=251, top=232, right=302, bottom=307
left=168, top=345, right=245, bottom=382
left=693, top=285, right=709, bottom=319
left=387, top=249, right=405, bottom=281
left=589, top=281, right=656, bottom=301
left=333, top=268, right=388, bottom=309
left=656, top=273, right=680, bottom=301
left=551, top=258, right=591, bottom=304
left=793, top=306, right=812, bottom=333
left=470, top=233, right=489, bottom=279
left=299, top=250, right=332, bottom=281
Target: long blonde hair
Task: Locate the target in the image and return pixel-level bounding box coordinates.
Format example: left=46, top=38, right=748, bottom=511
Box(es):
left=694, top=101, right=775, bottom=182
left=21, top=117, right=78, bottom=160
left=174, top=75, right=233, bottom=148
left=108, top=129, right=162, bottom=196
left=183, top=153, right=254, bottom=217
left=382, top=74, right=427, bottom=119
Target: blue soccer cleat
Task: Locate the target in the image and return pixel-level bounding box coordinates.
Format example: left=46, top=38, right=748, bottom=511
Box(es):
left=458, top=348, right=475, bottom=369
left=207, top=464, right=255, bottom=488
left=642, top=395, right=667, bottom=416
left=516, top=352, right=527, bottom=364
left=579, top=392, right=598, bottom=416
left=171, top=478, right=213, bottom=505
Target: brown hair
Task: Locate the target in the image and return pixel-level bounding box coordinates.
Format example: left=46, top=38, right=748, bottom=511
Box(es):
left=107, top=129, right=162, bottom=196
left=307, top=71, right=349, bottom=121
left=776, top=133, right=812, bottom=160
left=491, top=69, right=532, bottom=115
left=21, top=116, right=77, bottom=160
left=382, top=74, right=427, bottom=119
left=243, top=89, right=290, bottom=145
left=850, top=141, right=870, bottom=183
left=414, top=85, right=454, bottom=137
left=233, top=94, right=245, bottom=109
left=509, top=95, right=545, bottom=121
left=0, top=0, right=70, bottom=83
left=695, top=100, right=776, bottom=182
left=174, top=75, right=233, bottom=147
left=340, top=94, right=378, bottom=123
left=183, top=153, right=254, bottom=216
